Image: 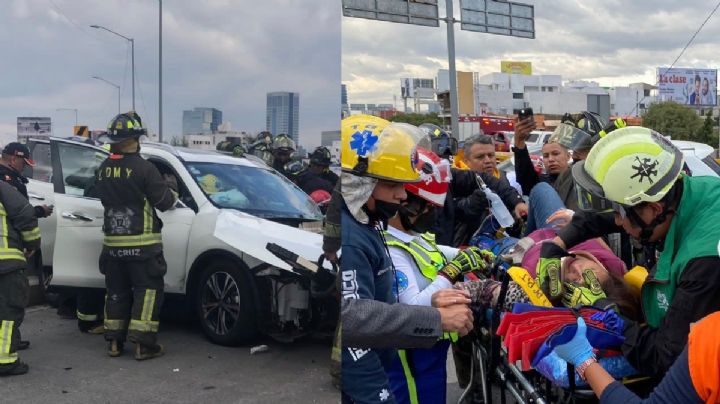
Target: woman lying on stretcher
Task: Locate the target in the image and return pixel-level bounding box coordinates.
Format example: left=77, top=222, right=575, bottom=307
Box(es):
left=455, top=228, right=640, bottom=321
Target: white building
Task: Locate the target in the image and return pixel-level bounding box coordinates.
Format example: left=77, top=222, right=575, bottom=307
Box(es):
left=437, top=70, right=619, bottom=121
left=458, top=72, right=666, bottom=121
left=184, top=134, right=227, bottom=150
left=608, top=83, right=658, bottom=117
left=474, top=73, right=593, bottom=115
left=330, top=140, right=340, bottom=163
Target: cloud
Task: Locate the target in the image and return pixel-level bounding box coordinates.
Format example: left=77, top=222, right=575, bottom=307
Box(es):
left=343, top=0, right=720, bottom=104
left=0, top=0, right=340, bottom=148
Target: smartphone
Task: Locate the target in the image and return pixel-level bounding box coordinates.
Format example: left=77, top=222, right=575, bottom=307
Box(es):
left=518, top=107, right=534, bottom=121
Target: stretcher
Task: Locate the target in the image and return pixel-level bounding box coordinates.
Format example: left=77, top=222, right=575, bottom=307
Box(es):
left=457, top=258, right=648, bottom=404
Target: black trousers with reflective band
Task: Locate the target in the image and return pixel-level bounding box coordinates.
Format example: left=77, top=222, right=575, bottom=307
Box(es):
left=76, top=288, right=105, bottom=330
left=0, top=270, right=28, bottom=366
left=101, top=253, right=166, bottom=347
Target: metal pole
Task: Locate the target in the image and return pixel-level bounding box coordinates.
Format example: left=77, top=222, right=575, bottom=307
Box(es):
left=92, top=76, right=122, bottom=115
left=131, top=38, right=135, bottom=111
left=159, top=0, right=163, bottom=143
left=56, top=108, right=79, bottom=127
left=90, top=25, right=135, bottom=112
left=445, top=0, right=460, bottom=137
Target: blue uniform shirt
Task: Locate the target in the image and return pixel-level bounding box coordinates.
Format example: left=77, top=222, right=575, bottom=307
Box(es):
left=341, top=204, right=398, bottom=404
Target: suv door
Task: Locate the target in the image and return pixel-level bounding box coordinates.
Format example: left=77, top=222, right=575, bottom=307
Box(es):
left=25, top=140, right=57, bottom=267
left=144, top=156, right=195, bottom=293
left=49, top=139, right=107, bottom=288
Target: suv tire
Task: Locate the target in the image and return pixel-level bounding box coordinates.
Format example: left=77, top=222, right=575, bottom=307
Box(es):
left=195, top=259, right=258, bottom=345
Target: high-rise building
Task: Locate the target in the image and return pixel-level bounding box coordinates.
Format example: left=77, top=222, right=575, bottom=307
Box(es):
left=341, top=84, right=349, bottom=118
left=182, top=107, right=222, bottom=135
left=341, top=84, right=348, bottom=106
left=266, top=92, right=300, bottom=145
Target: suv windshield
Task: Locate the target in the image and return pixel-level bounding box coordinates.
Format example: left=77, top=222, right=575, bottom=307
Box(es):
left=186, top=162, right=323, bottom=220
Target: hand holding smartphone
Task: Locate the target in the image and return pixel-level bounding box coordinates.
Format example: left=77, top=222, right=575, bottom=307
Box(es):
left=515, top=108, right=535, bottom=146
left=518, top=107, right=534, bottom=121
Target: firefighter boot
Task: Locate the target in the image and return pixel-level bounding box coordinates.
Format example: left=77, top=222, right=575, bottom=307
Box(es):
left=107, top=340, right=124, bottom=357
left=135, top=343, right=164, bottom=361
left=0, top=360, right=29, bottom=376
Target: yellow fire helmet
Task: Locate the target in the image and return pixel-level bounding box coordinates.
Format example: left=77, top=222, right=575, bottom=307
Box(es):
left=342, top=115, right=429, bottom=183
left=572, top=126, right=684, bottom=211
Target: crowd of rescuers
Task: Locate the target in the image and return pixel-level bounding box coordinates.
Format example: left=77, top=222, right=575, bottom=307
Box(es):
left=337, top=112, right=720, bottom=404
left=242, top=131, right=338, bottom=210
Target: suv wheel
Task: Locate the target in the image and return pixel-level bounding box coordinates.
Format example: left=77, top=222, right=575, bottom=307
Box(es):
left=195, top=259, right=257, bottom=345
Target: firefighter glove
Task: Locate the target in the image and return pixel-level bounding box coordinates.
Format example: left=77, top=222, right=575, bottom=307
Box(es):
left=440, top=247, right=494, bottom=282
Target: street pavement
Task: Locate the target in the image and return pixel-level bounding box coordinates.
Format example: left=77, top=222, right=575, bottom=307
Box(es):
left=4, top=305, right=339, bottom=404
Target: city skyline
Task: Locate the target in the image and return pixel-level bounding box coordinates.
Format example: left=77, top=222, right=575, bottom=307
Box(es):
left=0, top=0, right=340, bottom=148
left=343, top=0, right=720, bottom=106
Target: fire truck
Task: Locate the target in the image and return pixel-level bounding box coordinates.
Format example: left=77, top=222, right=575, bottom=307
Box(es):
left=458, top=115, right=515, bottom=152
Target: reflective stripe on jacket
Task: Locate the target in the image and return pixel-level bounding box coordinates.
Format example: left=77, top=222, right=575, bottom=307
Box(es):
left=0, top=181, right=40, bottom=273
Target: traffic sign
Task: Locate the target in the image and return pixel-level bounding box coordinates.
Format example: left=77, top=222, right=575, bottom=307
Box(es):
left=342, top=0, right=440, bottom=27
left=459, top=0, right=534, bottom=38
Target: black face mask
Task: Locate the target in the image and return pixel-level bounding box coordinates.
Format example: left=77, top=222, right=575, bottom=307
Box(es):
left=365, top=200, right=401, bottom=227
left=411, top=207, right=437, bottom=233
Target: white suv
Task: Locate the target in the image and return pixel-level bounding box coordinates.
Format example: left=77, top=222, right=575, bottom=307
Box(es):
left=25, top=138, right=336, bottom=345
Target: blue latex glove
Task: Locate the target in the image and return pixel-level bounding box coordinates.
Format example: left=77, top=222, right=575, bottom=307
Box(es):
left=552, top=317, right=594, bottom=366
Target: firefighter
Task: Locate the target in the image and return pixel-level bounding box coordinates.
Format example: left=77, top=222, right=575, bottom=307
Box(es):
left=0, top=143, right=53, bottom=219
left=0, top=143, right=53, bottom=349
left=272, top=134, right=295, bottom=176
left=0, top=181, right=41, bottom=376
left=92, top=112, right=177, bottom=360
left=308, top=146, right=339, bottom=188
left=285, top=160, right=333, bottom=195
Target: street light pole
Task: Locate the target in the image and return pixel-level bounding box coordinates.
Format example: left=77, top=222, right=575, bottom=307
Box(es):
left=92, top=76, right=121, bottom=114
left=131, top=38, right=135, bottom=111
left=444, top=0, right=460, bottom=138
left=56, top=108, right=78, bottom=126
left=90, top=25, right=135, bottom=111
left=159, top=0, right=163, bottom=143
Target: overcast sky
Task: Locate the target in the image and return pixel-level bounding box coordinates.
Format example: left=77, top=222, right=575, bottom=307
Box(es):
left=343, top=0, right=720, bottom=107
left=0, top=0, right=340, bottom=148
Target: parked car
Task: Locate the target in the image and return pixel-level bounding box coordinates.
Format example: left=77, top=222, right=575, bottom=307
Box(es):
left=671, top=140, right=720, bottom=177
left=497, top=139, right=720, bottom=178
left=25, top=138, right=336, bottom=345
left=525, top=131, right=553, bottom=148
left=489, top=131, right=513, bottom=152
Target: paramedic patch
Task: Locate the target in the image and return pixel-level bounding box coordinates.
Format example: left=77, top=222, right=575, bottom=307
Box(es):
left=395, top=270, right=409, bottom=294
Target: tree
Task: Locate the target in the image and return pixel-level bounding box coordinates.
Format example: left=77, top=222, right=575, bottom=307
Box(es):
left=389, top=112, right=444, bottom=127
left=695, top=110, right=715, bottom=146
left=642, top=101, right=702, bottom=141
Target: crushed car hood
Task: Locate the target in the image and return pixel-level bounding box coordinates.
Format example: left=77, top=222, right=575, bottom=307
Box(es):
left=213, top=210, right=332, bottom=273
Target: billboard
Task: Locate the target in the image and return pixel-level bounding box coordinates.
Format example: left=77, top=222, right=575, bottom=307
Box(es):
left=342, top=0, right=439, bottom=27
left=657, top=68, right=717, bottom=106
left=17, top=117, right=51, bottom=142
left=459, top=0, right=534, bottom=38
left=501, top=61, right=532, bottom=75
left=401, top=78, right=435, bottom=99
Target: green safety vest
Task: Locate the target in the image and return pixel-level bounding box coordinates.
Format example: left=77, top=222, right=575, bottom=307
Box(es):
left=384, top=230, right=457, bottom=343
left=643, top=176, right=720, bottom=327
left=384, top=231, right=447, bottom=280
